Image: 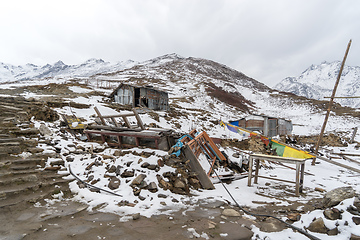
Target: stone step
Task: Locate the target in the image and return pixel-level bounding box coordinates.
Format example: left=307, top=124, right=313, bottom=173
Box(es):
left=0, top=142, right=21, bottom=147
left=0, top=179, right=72, bottom=208
left=0, top=145, right=22, bottom=154
left=0, top=138, right=23, bottom=143
left=10, top=158, right=45, bottom=166
left=10, top=164, right=38, bottom=171
left=0, top=169, right=40, bottom=178
left=0, top=174, right=38, bottom=186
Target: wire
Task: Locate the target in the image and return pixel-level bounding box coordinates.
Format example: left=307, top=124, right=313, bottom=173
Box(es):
left=68, top=164, right=123, bottom=197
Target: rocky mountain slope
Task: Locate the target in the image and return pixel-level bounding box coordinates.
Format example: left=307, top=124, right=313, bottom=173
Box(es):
left=274, top=61, right=360, bottom=108
left=1, top=54, right=359, bottom=136
left=0, top=58, right=137, bottom=83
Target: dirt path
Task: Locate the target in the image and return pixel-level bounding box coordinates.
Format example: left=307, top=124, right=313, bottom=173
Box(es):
left=1, top=197, right=258, bottom=240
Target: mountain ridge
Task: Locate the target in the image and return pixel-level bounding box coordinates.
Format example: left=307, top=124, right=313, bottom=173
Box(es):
left=275, top=61, right=360, bottom=108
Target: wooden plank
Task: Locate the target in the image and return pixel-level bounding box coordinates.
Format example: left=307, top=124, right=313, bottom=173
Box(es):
left=132, top=108, right=145, bottom=130
left=97, top=113, right=135, bottom=118
left=122, top=116, right=132, bottom=128
left=183, top=145, right=214, bottom=190
left=341, top=155, right=360, bottom=166
left=94, top=106, right=106, bottom=125
left=317, top=156, right=360, bottom=174
left=84, top=130, right=161, bottom=138
left=333, top=152, right=360, bottom=157
left=111, top=117, right=119, bottom=127
left=252, top=175, right=296, bottom=184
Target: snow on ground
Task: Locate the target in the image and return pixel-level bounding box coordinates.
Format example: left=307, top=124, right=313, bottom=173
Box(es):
left=3, top=77, right=360, bottom=239
left=25, top=92, right=359, bottom=240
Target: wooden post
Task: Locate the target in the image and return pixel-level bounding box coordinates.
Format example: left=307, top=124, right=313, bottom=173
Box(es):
left=312, top=39, right=352, bottom=165
left=351, top=127, right=358, bottom=143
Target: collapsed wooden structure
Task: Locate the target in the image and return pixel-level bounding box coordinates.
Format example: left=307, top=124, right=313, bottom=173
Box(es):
left=84, top=107, right=175, bottom=150
left=172, top=130, right=227, bottom=190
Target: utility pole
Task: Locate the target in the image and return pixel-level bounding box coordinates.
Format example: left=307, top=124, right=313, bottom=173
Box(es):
left=312, top=39, right=352, bottom=165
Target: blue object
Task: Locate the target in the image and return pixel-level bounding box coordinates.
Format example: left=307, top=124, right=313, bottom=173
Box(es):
left=171, top=134, right=194, bottom=157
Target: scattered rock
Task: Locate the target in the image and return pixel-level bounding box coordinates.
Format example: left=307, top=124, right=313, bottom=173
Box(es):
left=354, top=196, right=360, bottom=212
left=327, top=227, right=339, bottom=236
left=147, top=182, right=158, bottom=193
left=66, top=156, right=74, bottom=162
left=208, top=220, right=216, bottom=229
left=133, top=188, right=141, bottom=196
left=132, top=213, right=140, bottom=220
left=121, top=169, right=134, bottom=178
left=222, top=209, right=241, bottom=217
left=141, top=162, right=150, bottom=168
left=322, top=186, right=355, bottom=208
left=315, top=187, right=326, bottom=192
left=287, top=213, right=301, bottom=221
left=353, top=216, right=360, bottom=225
left=323, top=208, right=341, bottom=220
left=108, top=177, right=120, bottom=190
left=158, top=194, right=167, bottom=198
left=44, top=166, right=61, bottom=171
left=39, top=123, right=52, bottom=136
left=107, top=165, right=116, bottom=173
left=29, top=147, right=44, bottom=153
left=115, top=165, right=122, bottom=176
left=351, top=234, right=360, bottom=240
left=147, top=164, right=157, bottom=170
left=174, top=179, right=186, bottom=189
left=130, top=174, right=145, bottom=186
left=101, top=154, right=114, bottom=160
left=307, top=217, right=329, bottom=233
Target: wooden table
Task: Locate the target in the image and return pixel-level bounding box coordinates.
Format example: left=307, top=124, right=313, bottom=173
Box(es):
left=247, top=153, right=308, bottom=196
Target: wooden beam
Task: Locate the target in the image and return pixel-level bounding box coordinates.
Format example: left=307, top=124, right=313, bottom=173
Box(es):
left=183, top=145, right=215, bottom=190
left=317, top=156, right=360, bottom=174
left=313, top=39, right=352, bottom=165
left=132, top=108, right=145, bottom=130
left=94, top=106, right=106, bottom=125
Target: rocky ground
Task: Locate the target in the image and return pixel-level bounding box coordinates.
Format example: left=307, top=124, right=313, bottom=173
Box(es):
left=1, top=83, right=360, bottom=240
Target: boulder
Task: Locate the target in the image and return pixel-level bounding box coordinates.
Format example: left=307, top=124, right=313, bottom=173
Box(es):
left=147, top=182, right=158, bottom=193
left=323, top=208, right=341, bottom=220
left=121, top=169, right=134, bottom=178
left=222, top=209, right=241, bottom=217
left=108, top=177, right=120, bottom=190
left=307, top=218, right=329, bottom=233
left=107, top=165, right=117, bottom=173
left=354, top=196, right=360, bottom=212
left=287, top=213, right=301, bottom=221
left=353, top=217, right=360, bottom=225
left=141, top=162, right=150, bottom=168
left=174, top=179, right=186, bottom=189
left=39, top=123, right=52, bottom=136
left=322, top=186, right=355, bottom=208
left=327, top=227, right=339, bottom=236
left=351, top=234, right=360, bottom=240
left=131, top=174, right=146, bottom=185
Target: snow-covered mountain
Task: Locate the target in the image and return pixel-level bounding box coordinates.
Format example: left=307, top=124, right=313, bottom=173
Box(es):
left=274, top=61, right=360, bottom=108
left=0, top=58, right=138, bottom=83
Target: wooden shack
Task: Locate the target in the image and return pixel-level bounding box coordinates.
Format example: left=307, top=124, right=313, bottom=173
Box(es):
left=230, top=115, right=292, bottom=137
left=109, top=83, right=169, bottom=111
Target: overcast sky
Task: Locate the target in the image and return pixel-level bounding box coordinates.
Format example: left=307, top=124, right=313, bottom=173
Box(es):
left=1, top=0, right=359, bottom=86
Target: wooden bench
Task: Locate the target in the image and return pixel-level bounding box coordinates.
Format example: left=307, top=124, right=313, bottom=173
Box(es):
left=247, top=153, right=308, bottom=196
